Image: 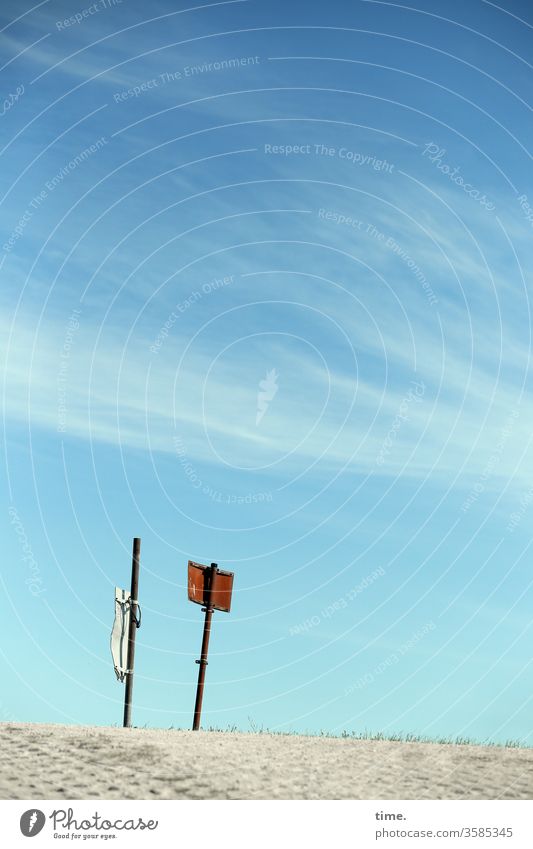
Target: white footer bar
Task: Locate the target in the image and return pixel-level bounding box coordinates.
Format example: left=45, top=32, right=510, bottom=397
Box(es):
left=2, top=799, right=532, bottom=848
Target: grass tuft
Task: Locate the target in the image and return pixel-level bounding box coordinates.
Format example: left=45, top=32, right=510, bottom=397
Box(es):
left=160, top=722, right=530, bottom=748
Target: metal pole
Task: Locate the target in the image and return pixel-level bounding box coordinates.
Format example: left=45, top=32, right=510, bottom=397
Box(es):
left=192, top=563, right=216, bottom=730
left=123, top=537, right=141, bottom=728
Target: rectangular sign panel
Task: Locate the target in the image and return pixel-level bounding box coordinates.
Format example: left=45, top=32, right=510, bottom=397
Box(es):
left=187, top=561, right=206, bottom=606
left=188, top=561, right=234, bottom=612
left=211, top=568, right=234, bottom=613
left=110, top=586, right=131, bottom=683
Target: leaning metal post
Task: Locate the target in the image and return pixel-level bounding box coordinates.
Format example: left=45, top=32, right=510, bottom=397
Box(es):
left=192, top=563, right=216, bottom=730
left=123, top=537, right=141, bottom=728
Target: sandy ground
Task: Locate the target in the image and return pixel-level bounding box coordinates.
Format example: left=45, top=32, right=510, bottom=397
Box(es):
left=0, top=723, right=531, bottom=800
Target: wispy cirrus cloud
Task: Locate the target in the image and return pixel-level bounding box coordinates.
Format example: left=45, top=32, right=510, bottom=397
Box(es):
left=2, top=276, right=532, bottom=493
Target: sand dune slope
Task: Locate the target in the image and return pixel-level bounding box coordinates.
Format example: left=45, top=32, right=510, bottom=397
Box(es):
left=0, top=723, right=531, bottom=800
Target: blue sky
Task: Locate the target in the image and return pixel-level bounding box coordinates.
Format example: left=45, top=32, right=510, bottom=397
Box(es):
left=1, top=0, right=533, bottom=743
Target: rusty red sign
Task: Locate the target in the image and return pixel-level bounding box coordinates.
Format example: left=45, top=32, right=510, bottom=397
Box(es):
left=188, top=560, right=234, bottom=613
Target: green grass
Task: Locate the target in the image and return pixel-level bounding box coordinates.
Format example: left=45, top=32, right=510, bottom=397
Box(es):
left=163, top=719, right=530, bottom=749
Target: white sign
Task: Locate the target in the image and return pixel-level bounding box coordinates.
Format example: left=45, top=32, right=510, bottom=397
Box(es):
left=110, top=587, right=131, bottom=682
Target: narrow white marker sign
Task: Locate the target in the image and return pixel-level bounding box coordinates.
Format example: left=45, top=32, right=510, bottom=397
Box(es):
left=111, top=587, right=131, bottom=682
